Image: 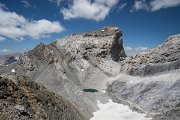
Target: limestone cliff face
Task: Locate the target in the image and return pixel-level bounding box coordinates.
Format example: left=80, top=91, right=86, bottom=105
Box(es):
left=120, top=34, right=180, bottom=76
left=54, top=26, right=126, bottom=63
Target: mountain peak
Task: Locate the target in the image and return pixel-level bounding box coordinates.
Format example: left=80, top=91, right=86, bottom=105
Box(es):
left=166, top=34, right=180, bottom=43
left=54, top=26, right=126, bottom=62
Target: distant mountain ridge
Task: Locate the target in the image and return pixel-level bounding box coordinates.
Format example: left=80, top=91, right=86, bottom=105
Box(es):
left=0, top=53, right=22, bottom=65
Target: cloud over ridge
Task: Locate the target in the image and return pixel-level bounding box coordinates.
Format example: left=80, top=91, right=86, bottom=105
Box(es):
left=131, top=0, right=180, bottom=12
left=61, top=0, right=119, bottom=21
left=0, top=4, right=64, bottom=41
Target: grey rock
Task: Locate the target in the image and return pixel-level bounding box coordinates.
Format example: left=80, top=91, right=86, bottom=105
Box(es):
left=15, top=105, right=25, bottom=112
left=120, top=34, right=180, bottom=76
left=0, top=73, right=85, bottom=120
left=107, top=71, right=180, bottom=120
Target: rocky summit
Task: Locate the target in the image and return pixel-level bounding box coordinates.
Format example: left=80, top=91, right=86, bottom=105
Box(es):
left=0, top=26, right=180, bottom=120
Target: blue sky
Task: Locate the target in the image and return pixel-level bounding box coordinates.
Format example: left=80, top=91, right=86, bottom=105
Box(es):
left=0, top=0, right=180, bottom=55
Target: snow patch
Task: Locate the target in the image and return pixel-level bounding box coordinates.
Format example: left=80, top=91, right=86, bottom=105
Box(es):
left=90, top=99, right=151, bottom=120
left=102, top=90, right=106, bottom=93
left=11, top=69, right=15, bottom=73
left=15, top=56, right=19, bottom=60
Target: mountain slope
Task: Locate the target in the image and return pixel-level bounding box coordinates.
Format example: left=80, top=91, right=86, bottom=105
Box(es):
left=0, top=73, right=85, bottom=120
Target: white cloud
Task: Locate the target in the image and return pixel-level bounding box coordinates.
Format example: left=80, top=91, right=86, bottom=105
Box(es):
left=0, top=36, right=5, bottom=42
left=49, top=0, right=63, bottom=6
left=0, top=3, right=8, bottom=10
left=25, top=19, right=64, bottom=39
left=131, top=0, right=180, bottom=12
left=131, top=0, right=149, bottom=12
left=125, top=46, right=149, bottom=55
left=117, top=2, right=127, bottom=11
left=125, top=46, right=133, bottom=51
left=0, top=5, right=64, bottom=41
left=134, top=46, right=148, bottom=51
left=61, top=0, right=119, bottom=21
left=150, top=0, right=180, bottom=11
left=0, top=49, right=11, bottom=52
left=21, top=0, right=31, bottom=8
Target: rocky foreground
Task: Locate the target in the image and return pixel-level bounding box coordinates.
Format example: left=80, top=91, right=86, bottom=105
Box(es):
left=0, top=73, right=84, bottom=120
left=0, top=26, right=180, bottom=120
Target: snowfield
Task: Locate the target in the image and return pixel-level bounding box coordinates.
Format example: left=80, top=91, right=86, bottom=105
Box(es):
left=91, top=99, right=151, bottom=120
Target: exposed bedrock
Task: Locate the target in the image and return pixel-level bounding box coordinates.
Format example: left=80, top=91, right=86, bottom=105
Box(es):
left=0, top=73, right=85, bottom=120
left=107, top=70, right=180, bottom=120
left=120, top=34, right=180, bottom=76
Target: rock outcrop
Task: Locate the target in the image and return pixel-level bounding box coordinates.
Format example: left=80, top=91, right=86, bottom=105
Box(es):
left=55, top=26, right=126, bottom=62
left=0, top=73, right=84, bottom=120
left=120, top=34, right=180, bottom=76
